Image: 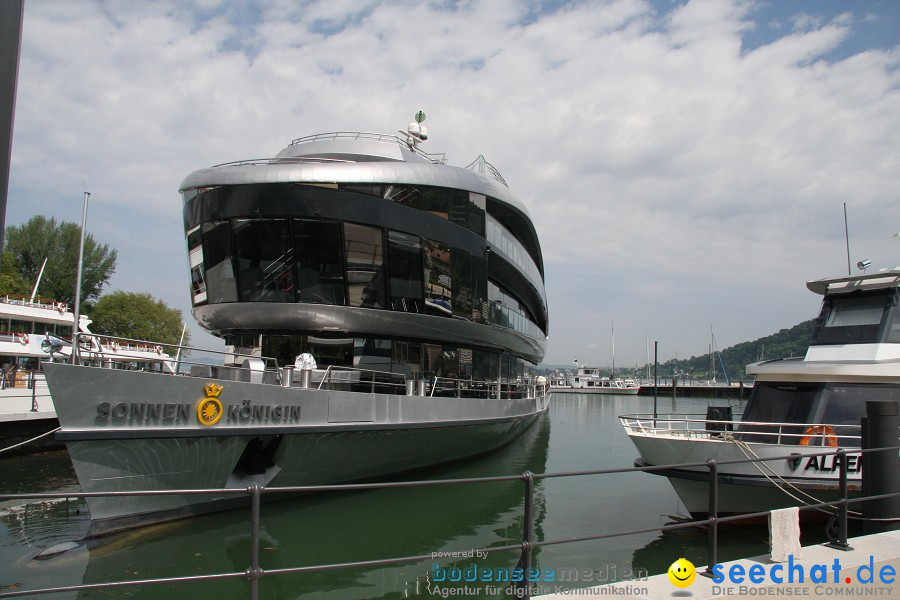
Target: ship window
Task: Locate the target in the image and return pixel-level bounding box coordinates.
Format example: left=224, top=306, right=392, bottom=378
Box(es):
left=422, top=343, right=442, bottom=378
left=887, top=301, right=900, bottom=343
left=9, top=320, right=29, bottom=334
left=187, top=226, right=203, bottom=251
left=344, top=223, right=386, bottom=309
left=203, top=221, right=238, bottom=303
left=472, top=350, right=498, bottom=383
left=307, top=336, right=352, bottom=367
left=424, top=238, right=452, bottom=317
left=387, top=231, right=423, bottom=313
left=813, top=292, right=888, bottom=345
left=385, top=185, right=421, bottom=210
left=355, top=338, right=392, bottom=371
left=821, top=385, right=900, bottom=446
left=233, top=219, right=295, bottom=303
left=737, top=383, right=819, bottom=444
left=420, top=188, right=451, bottom=221
left=392, top=341, right=422, bottom=380
left=190, top=266, right=207, bottom=302
left=294, top=219, right=345, bottom=305
left=449, top=248, right=471, bottom=321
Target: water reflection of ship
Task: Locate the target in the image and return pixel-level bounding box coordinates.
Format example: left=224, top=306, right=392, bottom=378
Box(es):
left=68, top=412, right=551, bottom=598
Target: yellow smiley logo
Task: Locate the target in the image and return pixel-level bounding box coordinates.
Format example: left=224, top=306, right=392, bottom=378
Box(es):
left=667, top=558, right=696, bottom=588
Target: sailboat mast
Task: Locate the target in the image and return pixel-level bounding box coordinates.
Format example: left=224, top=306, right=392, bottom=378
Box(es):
left=611, top=321, right=615, bottom=378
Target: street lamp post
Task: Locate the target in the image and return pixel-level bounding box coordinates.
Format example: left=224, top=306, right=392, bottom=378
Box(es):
left=70, top=191, right=90, bottom=364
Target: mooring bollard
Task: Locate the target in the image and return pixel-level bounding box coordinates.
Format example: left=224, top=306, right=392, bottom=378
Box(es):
left=280, top=366, right=294, bottom=388
left=299, top=368, right=311, bottom=389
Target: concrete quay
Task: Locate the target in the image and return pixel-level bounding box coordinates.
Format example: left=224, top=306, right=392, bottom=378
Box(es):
left=536, top=530, right=900, bottom=599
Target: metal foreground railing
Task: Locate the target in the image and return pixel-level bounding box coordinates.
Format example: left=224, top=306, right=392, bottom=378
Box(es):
left=0, top=446, right=898, bottom=599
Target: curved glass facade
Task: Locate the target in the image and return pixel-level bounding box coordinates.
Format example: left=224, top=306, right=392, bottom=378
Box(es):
left=184, top=181, right=547, bottom=373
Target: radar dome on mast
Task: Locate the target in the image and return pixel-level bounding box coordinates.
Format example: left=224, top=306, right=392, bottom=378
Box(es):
left=400, top=111, right=428, bottom=147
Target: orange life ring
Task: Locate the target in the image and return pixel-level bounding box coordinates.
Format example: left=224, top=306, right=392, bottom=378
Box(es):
left=800, top=425, right=837, bottom=447
left=17, top=333, right=29, bottom=344
left=155, top=345, right=163, bottom=355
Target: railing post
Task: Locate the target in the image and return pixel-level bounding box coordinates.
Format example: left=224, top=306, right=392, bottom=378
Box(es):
left=248, top=484, right=262, bottom=600
left=703, top=460, right=719, bottom=577
left=826, top=448, right=853, bottom=551
left=519, top=470, right=535, bottom=600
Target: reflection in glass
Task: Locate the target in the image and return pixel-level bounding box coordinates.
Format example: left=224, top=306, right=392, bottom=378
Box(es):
left=233, top=219, right=294, bottom=302
left=388, top=231, right=423, bottom=313
left=424, top=238, right=452, bottom=317
left=294, top=219, right=345, bottom=305
left=344, top=223, right=386, bottom=309
left=203, top=221, right=238, bottom=303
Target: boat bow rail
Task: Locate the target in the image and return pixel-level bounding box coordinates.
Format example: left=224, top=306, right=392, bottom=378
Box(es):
left=619, top=413, right=863, bottom=447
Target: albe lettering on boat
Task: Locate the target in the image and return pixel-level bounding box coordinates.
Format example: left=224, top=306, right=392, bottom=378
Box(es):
left=803, top=453, right=862, bottom=474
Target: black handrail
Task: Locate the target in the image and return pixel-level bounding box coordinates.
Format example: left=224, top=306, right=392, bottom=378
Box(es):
left=1, top=445, right=898, bottom=599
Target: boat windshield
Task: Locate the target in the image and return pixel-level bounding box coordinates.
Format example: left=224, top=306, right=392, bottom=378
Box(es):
left=738, top=383, right=900, bottom=446
left=811, top=289, right=895, bottom=345
left=736, top=383, right=818, bottom=444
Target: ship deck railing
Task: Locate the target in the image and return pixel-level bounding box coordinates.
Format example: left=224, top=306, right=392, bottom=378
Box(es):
left=69, top=333, right=549, bottom=400
left=619, top=413, right=874, bottom=447
left=287, top=131, right=448, bottom=164
left=1, top=444, right=898, bottom=599
left=0, top=295, right=69, bottom=312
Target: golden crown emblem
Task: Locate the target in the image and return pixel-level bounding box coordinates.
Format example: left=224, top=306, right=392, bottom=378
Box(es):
left=204, top=382, right=224, bottom=398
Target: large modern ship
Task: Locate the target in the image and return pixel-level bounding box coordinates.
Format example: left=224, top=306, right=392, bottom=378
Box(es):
left=42, top=115, right=551, bottom=535
left=620, top=268, right=900, bottom=519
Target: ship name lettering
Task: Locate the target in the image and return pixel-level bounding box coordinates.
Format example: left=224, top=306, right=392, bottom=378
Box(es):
left=96, top=401, right=191, bottom=424
left=803, top=453, right=861, bottom=473
left=226, top=401, right=300, bottom=424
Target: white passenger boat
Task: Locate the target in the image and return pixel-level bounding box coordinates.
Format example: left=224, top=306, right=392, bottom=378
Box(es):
left=620, top=269, right=900, bottom=518
left=42, top=115, right=551, bottom=535
left=551, top=366, right=640, bottom=395
left=0, top=296, right=173, bottom=414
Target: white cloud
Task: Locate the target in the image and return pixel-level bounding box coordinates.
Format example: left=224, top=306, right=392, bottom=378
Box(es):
left=8, top=0, right=900, bottom=366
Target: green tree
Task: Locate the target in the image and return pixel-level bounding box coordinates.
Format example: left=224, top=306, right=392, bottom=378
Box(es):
left=4, top=216, right=117, bottom=305
left=0, top=253, right=30, bottom=298
left=89, top=291, right=190, bottom=351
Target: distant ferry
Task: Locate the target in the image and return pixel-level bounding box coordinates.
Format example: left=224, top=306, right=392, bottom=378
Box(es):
left=551, top=366, right=640, bottom=395
left=621, top=269, right=900, bottom=518
left=43, top=115, right=551, bottom=535
left=0, top=296, right=174, bottom=410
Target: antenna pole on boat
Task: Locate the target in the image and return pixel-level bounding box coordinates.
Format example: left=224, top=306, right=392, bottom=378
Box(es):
left=70, top=191, right=90, bottom=364
left=843, top=203, right=851, bottom=276
left=28, top=257, right=47, bottom=303
left=174, top=323, right=187, bottom=371
left=611, top=321, right=615, bottom=379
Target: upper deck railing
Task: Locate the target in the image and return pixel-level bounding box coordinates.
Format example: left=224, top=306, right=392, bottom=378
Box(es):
left=70, top=333, right=548, bottom=401
left=465, top=154, right=508, bottom=188
left=289, top=131, right=448, bottom=164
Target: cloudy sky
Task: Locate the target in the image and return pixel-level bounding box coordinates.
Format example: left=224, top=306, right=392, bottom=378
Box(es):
left=7, top=0, right=900, bottom=369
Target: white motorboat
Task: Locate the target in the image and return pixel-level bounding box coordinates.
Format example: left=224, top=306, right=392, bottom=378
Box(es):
left=620, top=269, right=900, bottom=518
left=552, top=366, right=640, bottom=394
